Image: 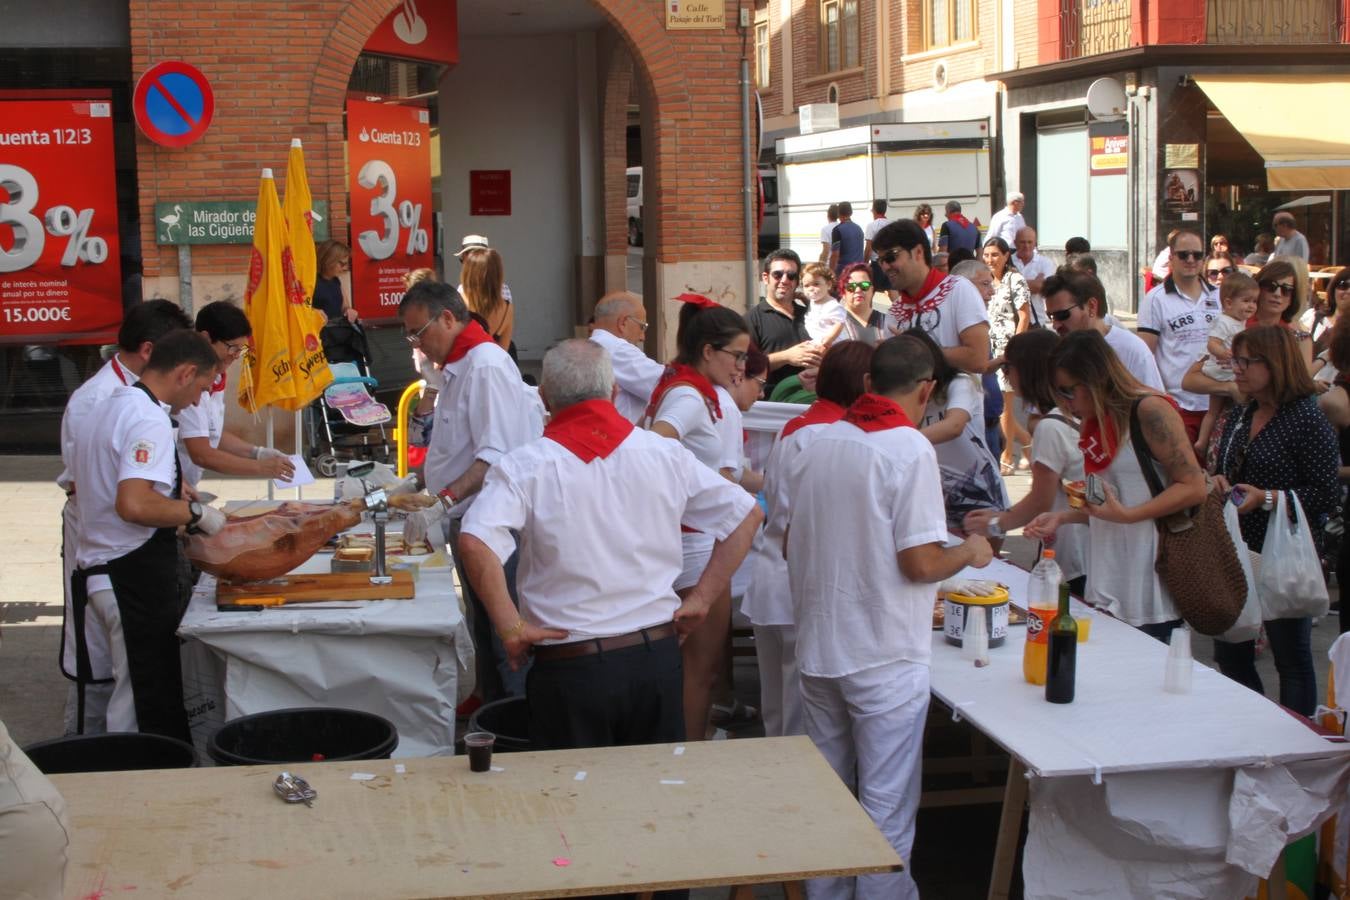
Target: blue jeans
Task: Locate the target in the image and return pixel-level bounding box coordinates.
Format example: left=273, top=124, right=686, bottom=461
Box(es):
left=1213, top=617, right=1317, bottom=717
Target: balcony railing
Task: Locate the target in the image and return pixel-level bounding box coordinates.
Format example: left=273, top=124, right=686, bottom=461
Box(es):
left=1062, top=0, right=1133, bottom=59
left=1206, top=0, right=1342, bottom=44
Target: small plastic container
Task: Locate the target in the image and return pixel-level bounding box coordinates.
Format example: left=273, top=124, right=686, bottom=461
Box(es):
left=464, top=732, right=495, bottom=773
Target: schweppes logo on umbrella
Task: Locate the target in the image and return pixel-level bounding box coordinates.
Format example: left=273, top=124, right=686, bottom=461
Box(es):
left=238, top=163, right=332, bottom=414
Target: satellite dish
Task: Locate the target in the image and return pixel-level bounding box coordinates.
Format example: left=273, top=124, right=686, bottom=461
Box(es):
left=1086, top=78, right=1128, bottom=119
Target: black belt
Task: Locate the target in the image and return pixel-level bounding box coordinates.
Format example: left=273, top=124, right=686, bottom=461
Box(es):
left=533, top=623, right=676, bottom=662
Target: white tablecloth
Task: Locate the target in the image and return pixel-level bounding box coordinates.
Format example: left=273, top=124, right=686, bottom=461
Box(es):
left=179, top=552, right=473, bottom=760
left=931, top=555, right=1350, bottom=898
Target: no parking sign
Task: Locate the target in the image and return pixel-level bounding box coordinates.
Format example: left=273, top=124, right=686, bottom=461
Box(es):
left=133, top=61, right=215, bottom=147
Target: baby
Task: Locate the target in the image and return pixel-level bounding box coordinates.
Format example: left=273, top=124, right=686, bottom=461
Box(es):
left=800, top=262, right=846, bottom=344
left=1195, top=272, right=1259, bottom=455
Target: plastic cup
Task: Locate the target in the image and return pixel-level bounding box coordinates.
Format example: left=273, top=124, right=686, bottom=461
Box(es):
left=464, top=732, right=495, bottom=772
left=1065, top=481, right=1087, bottom=509
left=1076, top=610, right=1092, bottom=643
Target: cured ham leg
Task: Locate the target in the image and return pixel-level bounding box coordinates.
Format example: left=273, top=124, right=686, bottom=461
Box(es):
left=186, top=501, right=363, bottom=582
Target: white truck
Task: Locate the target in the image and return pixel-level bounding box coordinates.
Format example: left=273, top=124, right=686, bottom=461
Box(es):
left=775, top=120, right=993, bottom=261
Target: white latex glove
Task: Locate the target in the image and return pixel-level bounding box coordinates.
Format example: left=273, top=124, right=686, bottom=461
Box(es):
left=253, top=446, right=290, bottom=461
left=196, top=505, right=227, bottom=536
left=402, top=504, right=446, bottom=550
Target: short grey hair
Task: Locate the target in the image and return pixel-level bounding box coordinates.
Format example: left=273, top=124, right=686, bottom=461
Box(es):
left=1008, top=191, right=1025, bottom=203
left=398, top=280, right=469, bottom=323
left=593, top=291, right=640, bottom=321
left=950, top=259, right=990, bottom=281
left=541, top=339, right=614, bottom=411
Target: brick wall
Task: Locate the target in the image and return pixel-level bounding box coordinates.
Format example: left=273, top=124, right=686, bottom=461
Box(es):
left=891, top=0, right=998, bottom=94
left=130, top=0, right=753, bottom=288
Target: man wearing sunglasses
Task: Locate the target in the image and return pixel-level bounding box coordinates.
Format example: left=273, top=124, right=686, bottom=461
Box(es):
left=1042, top=271, right=1163, bottom=390
left=749, top=248, right=823, bottom=388
left=1138, top=230, right=1222, bottom=443
left=588, top=291, right=663, bottom=424
left=176, top=301, right=296, bottom=490
left=873, top=219, right=990, bottom=374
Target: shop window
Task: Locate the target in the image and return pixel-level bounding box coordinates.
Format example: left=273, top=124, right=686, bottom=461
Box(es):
left=924, top=0, right=977, bottom=50
left=819, top=0, right=860, bottom=73
left=756, top=21, right=770, bottom=88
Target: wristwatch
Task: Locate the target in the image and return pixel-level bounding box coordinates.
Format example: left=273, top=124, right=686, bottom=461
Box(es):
left=987, top=517, right=1005, bottom=539
left=186, top=500, right=203, bottom=532
left=1262, top=490, right=1276, bottom=512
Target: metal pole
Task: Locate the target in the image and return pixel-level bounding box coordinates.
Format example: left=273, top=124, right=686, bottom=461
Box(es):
left=177, top=245, right=194, bottom=317
left=741, top=55, right=756, bottom=309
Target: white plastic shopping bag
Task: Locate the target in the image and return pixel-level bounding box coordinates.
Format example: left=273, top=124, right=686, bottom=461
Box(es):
left=1258, top=491, right=1329, bottom=620
left=1218, top=499, right=1262, bottom=643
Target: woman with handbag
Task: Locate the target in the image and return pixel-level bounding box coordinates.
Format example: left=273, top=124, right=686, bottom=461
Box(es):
left=1025, top=330, right=1208, bottom=642
left=1212, top=326, right=1339, bottom=715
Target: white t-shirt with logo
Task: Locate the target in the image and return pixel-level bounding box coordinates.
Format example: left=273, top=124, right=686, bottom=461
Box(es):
left=890, top=274, right=990, bottom=353
left=1137, top=280, right=1222, bottom=412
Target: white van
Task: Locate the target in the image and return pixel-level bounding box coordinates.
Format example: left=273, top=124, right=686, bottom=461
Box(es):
left=625, top=166, right=643, bottom=246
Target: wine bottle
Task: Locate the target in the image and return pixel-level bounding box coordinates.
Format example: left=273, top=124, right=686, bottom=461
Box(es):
left=1045, top=583, right=1077, bottom=704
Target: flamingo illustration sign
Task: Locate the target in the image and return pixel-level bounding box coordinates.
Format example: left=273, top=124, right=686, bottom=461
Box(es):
left=363, top=0, right=459, bottom=66
left=0, top=95, right=123, bottom=343
left=153, top=201, right=330, bottom=245
left=346, top=100, right=434, bottom=322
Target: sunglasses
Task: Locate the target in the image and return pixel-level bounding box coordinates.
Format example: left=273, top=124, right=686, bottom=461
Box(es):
left=878, top=247, right=906, bottom=266
left=1054, top=381, right=1081, bottom=401
left=768, top=270, right=799, bottom=282
left=1205, top=267, right=1234, bottom=280
left=1173, top=250, right=1205, bottom=262
left=1231, top=355, right=1267, bottom=371
left=1259, top=280, right=1295, bottom=297
left=847, top=281, right=872, bottom=292
left=1048, top=302, right=1085, bottom=322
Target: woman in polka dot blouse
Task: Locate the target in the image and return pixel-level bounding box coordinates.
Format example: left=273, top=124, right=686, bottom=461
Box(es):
left=1211, top=326, right=1339, bottom=717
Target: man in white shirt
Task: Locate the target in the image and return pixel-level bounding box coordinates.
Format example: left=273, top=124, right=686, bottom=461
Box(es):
left=1043, top=271, right=1165, bottom=390
left=1271, top=212, right=1310, bottom=261
left=786, top=335, right=992, bottom=900
left=986, top=191, right=1026, bottom=247
left=1011, top=226, right=1056, bottom=328
left=873, top=219, right=991, bottom=374
left=176, top=301, right=294, bottom=488
left=57, top=298, right=190, bottom=735
left=587, top=291, right=663, bottom=423
left=398, top=280, right=543, bottom=700
left=1137, top=230, right=1221, bottom=443
left=69, top=330, right=227, bottom=742
left=459, top=340, right=760, bottom=749
left=818, top=204, right=839, bottom=264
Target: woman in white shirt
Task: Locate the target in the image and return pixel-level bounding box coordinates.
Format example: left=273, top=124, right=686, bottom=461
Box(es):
left=909, top=328, right=1010, bottom=534
left=647, top=297, right=751, bottom=740
left=964, top=329, right=1088, bottom=595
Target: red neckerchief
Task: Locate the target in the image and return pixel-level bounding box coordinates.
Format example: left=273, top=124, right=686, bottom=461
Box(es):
left=110, top=354, right=133, bottom=385
left=444, top=320, right=495, bottom=364
left=645, top=364, right=722, bottom=424
left=209, top=370, right=227, bottom=394
left=543, top=398, right=634, bottom=463
left=781, top=399, right=845, bottom=439
left=948, top=212, right=973, bottom=229
left=1079, top=416, right=1120, bottom=475
left=843, top=393, right=915, bottom=432
left=889, top=268, right=951, bottom=327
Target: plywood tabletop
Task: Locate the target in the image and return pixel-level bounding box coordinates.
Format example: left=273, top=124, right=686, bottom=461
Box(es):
left=54, top=735, right=901, bottom=899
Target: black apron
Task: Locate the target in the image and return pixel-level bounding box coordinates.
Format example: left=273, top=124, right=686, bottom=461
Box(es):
left=69, top=382, right=191, bottom=743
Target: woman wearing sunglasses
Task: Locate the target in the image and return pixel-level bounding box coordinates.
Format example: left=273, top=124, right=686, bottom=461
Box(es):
left=1211, top=326, right=1339, bottom=715
left=982, top=237, right=1034, bottom=474
left=646, top=297, right=751, bottom=741
left=1025, top=330, right=1207, bottom=642
left=1204, top=252, right=1238, bottom=288
left=837, top=262, right=889, bottom=344
left=1305, top=266, right=1347, bottom=374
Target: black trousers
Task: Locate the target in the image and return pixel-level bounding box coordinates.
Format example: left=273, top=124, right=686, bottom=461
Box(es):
left=527, top=634, right=684, bottom=751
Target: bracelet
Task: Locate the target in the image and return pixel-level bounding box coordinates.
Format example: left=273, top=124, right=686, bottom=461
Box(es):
left=498, top=618, right=526, bottom=641
left=437, top=487, right=458, bottom=511
left=251, top=445, right=262, bottom=459
left=1262, top=489, right=1276, bottom=512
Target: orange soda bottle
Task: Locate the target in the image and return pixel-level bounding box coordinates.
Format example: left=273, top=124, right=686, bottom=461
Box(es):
left=1023, top=548, right=1062, bottom=685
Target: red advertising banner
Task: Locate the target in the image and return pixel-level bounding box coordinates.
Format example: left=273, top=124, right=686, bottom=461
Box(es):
left=347, top=100, right=434, bottom=322
left=0, top=96, right=123, bottom=343
left=363, top=0, right=459, bottom=66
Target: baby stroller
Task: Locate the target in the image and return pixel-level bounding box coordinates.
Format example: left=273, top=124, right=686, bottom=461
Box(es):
left=305, top=320, right=392, bottom=477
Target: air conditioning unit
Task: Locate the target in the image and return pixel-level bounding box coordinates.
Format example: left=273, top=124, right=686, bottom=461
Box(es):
left=799, top=102, right=840, bottom=135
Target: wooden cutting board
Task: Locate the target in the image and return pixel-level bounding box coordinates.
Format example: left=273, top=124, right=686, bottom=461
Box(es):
left=216, top=570, right=416, bottom=607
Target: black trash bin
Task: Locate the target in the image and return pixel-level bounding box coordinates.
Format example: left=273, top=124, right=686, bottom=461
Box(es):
left=207, top=707, right=398, bottom=766
left=23, top=732, right=197, bottom=774
left=467, top=696, right=530, bottom=752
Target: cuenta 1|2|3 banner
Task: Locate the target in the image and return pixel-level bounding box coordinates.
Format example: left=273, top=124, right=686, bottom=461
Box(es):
left=0, top=97, right=123, bottom=342
left=346, top=100, right=433, bottom=322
